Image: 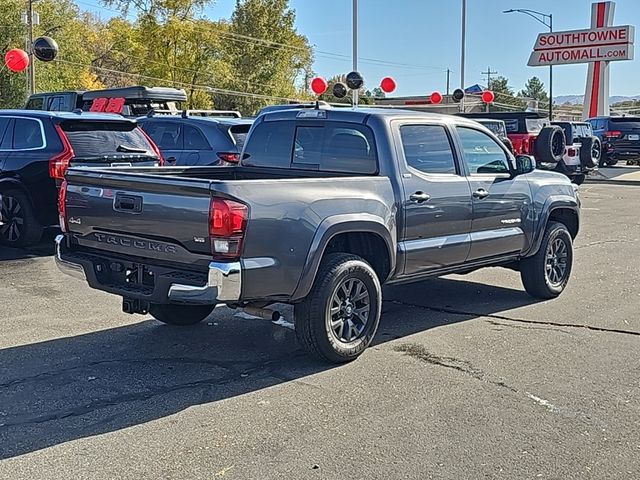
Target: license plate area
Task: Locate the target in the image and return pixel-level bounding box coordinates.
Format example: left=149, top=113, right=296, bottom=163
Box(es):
left=94, top=260, right=156, bottom=294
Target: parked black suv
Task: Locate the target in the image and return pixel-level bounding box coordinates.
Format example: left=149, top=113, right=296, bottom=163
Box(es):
left=588, top=116, right=640, bottom=166
left=0, top=110, right=163, bottom=247
left=138, top=113, right=253, bottom=166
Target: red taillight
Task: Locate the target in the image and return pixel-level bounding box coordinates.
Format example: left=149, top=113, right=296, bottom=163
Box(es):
left=217, top=152, right=240, bottom=164
left=605, top=130, right=622, bottom=138
left=209, top=197, right=248, bottom=259
left=138, top=126, right=164, bottom=166
left=58, top=180, right=68, bottom=232
left=49, top=124, right=74, bottom=180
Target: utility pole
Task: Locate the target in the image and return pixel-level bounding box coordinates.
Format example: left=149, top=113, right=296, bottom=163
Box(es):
left=446, top=69, right=450, bottom=96
left=352, top=0, right=358, bottom=107
left=481, top=66, right=498, bottom=90
left=460, top=0, right=466, bottom=112
left=24, top=0, right=36, bottom=95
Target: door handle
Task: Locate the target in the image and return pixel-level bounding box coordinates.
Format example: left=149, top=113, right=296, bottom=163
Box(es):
left=472, top=188, right=490, bottom=199
left=409, top=191, right=431, bottom=203
left=166, top=156, right=177, bottom=165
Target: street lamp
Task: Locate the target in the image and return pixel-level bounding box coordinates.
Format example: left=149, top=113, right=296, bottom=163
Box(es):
left=504, top=8, right=553, bottom=119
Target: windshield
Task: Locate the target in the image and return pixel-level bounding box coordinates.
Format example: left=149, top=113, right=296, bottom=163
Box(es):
left=61, top=121, right=157, bottom=159
left=478, top=121, right=506, bottom=137
left=229, top=124, right=251, bottom=149
left=610, top=117, right=640, bottom=129
left=525, top=118, right=548, bottom=134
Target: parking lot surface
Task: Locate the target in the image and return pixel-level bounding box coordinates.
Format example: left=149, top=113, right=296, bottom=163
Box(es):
left=0, top=184, right=638, bottom=479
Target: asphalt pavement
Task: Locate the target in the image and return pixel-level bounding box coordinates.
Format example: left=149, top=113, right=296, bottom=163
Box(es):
left=0, top=184, right=638, bottom=479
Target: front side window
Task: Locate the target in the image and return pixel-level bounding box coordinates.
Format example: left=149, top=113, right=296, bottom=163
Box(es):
left=13, top=119, right=44, bottom=149
left=456, top=127, right=510, bottom=175
left=399, top=125, right=457, bottom=174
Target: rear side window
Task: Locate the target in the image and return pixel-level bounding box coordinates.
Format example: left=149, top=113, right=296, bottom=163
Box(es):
left=13, top=118, right=44, bottom=149
left=25, top=97, right=44, bottom=110
left=184, top=126, right=210, bottom=150
left=142, top=121, right=182, bottom=149
left=47, top=96, right=66, bottom=111
left=0, top=118, right=10, bottom=147
left=61, top=121, right=156, bottom=158
left=400, top=125, right=457, bottom=174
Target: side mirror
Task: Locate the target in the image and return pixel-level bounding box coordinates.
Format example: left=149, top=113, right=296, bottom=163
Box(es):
left=515, top=155, right=536, bottom=175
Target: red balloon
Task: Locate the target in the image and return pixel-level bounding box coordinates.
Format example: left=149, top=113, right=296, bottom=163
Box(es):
left=380, top=77, right=396, bottom=93
left=310, top=77, right=328, bottom=95
left=430, top=91, right=443, bottom=104
left=482, top=90, right=495, bottom=104
left=5, top=48, right=29, bottom=73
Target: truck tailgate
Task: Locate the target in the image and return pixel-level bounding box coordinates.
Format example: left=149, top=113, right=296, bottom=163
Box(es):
left=64, top=167, right=214, bottom=263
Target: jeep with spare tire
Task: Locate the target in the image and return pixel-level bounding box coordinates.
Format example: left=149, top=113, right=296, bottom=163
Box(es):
left=459, top=112, right=596, bottom=183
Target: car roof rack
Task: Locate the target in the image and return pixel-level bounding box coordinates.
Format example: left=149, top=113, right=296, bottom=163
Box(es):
left=146, top=109, right=242, bottom=118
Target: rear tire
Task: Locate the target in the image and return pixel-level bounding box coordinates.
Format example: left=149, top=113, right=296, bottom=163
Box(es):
left=0, top=187, right=43, bottom=247
left=294, top=253, right=382, bottom=363
left=150, top=303, right=214, bottom=326
left=579, top=137, right=600, bottom=168
left=520, top=221, right=573, bottom=299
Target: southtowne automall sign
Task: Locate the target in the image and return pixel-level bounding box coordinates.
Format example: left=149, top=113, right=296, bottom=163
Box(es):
left=528, top=25, right=634, bottom=66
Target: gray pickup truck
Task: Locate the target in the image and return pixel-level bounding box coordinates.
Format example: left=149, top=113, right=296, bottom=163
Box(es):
left=55, top=107, right=580, bottom=362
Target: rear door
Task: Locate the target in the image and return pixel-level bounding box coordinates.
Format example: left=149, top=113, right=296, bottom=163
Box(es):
left=394, top=122, right=473, bottom=275
left=454, top=126, right=532, bottom=261
left=139, top=120, right=183, bottom=165
left=60, top=119, right=161, bottom=168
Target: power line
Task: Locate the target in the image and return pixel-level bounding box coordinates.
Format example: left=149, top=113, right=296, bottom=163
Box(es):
left=53, top=58, right=304, bottom=102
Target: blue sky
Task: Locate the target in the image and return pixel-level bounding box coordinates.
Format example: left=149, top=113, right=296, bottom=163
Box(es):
left=82, top=0, right=640, bottom=97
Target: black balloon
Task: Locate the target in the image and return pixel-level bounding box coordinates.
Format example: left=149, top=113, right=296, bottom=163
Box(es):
left=452, top=88, right=465, bottom=103
left=33, top=36, right=59, bottom=62
left=345, top=71, right=364, bottom=90
left=333, top=82, right=348, bottom=98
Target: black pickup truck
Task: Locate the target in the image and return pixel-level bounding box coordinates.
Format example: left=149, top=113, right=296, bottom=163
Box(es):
left=55, top=108, right=580, bottom=362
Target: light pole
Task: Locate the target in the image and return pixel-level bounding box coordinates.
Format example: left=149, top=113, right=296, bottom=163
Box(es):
left=503, top=8, right=553, bottom=119
left=460, top=0, right=466, bottom=111
left=352, top=0, right=358, bottom=106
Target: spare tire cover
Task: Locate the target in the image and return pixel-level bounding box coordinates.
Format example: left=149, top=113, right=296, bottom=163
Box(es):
left=535, top=126, right=566, bottom=163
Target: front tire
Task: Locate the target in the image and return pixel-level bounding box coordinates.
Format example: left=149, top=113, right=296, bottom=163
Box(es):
left=0, top=188, right=43, bottom=247
left=520, top=221, right=573, bottom=299
left=150, top=303, right=215, bottom=326
left=294, top=253, right=382, bottom=363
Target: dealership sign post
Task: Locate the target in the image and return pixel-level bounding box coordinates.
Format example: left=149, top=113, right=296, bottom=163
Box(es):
left=527, top=2, right=634, bottom=119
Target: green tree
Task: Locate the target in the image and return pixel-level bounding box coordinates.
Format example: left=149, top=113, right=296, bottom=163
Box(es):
left=519, top=76, right=549, bottom=103
left=214, top=0, right=313, bottom=113
left=488, top=76, right=526, bottom=109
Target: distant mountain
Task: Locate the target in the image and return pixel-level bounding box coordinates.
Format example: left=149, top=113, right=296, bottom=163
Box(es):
left=553, top=94, right=640, bottom=105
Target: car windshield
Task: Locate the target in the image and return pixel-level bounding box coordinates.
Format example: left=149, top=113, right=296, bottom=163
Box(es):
left=61, top=121, right=156, bottom=159
left=610, top=117, right=640, bottom=129
left=478, top=121, right=505, bottom=137
left=525, top=118, right=548, bottom=133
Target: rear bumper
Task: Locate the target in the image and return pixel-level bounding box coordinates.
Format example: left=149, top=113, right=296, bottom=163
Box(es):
left=54, top=235, right=241, bottom=304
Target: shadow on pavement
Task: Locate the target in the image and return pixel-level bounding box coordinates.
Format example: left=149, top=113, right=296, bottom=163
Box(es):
left=0, top=276, right=539, bottom=459
left=0, top=229, right=58, bottom=261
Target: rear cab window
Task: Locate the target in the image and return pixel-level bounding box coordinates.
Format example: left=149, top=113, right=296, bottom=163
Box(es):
left=60, top=120, right=158, bottom=161
left=243, top=120, right=378, bottom=174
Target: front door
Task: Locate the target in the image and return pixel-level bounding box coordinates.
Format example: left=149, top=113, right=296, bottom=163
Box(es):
left=454, top=126, right=533, bottom=261
left=141, top=121, right=183, bottom=165
left=395, top=123, right=473, bottom=276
